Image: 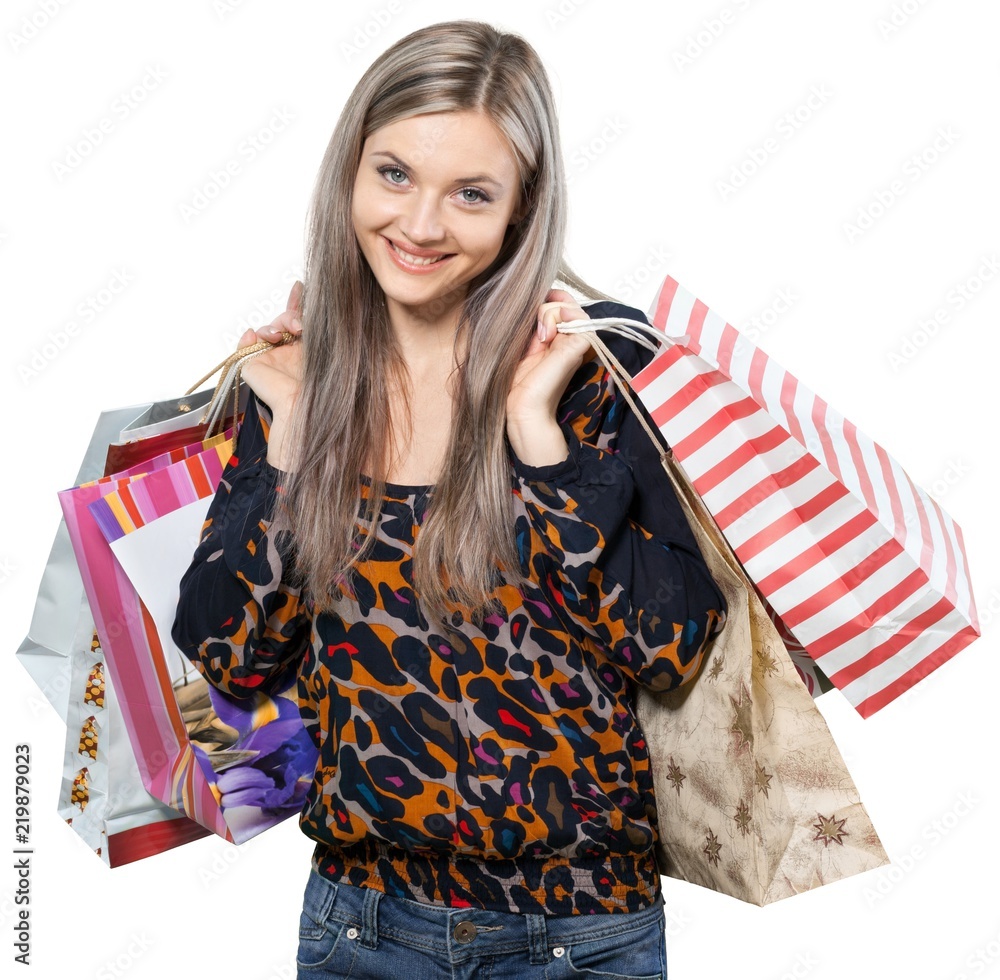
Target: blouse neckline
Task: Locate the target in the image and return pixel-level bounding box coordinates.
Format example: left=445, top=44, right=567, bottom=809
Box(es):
left=359, top=472, right=433, bottom=496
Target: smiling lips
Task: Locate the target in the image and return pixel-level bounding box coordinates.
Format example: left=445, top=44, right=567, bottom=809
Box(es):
left=382, top=235, right=454, bottom=273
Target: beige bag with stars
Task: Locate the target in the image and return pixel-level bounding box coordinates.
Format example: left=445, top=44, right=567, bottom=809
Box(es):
left=585, top=330, right=890, bottom=906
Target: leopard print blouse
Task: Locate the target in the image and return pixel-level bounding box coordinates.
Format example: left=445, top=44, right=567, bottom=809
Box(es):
left=172, top=301, right=726, bottom=915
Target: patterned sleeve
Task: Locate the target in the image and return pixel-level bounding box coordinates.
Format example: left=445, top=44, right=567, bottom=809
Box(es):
left=508, top=301, right=727, bottom=692
left=171, top=393, right=311, bottom=700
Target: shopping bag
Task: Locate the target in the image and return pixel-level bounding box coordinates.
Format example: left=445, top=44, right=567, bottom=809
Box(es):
left=60, top=428, right=315, bottom=844
left=103, top=428, right=235, bottom=482
left=17, top=405, right=138, bottom=718
left=57, top=614, right=210, bottom=865
left=585, top=329, right=889, bottom=905
left=643, top=452, right=889, bottom=903
left=587, top=278, right=979, bottom=717
left=104, top=403, right=236, bottom=476
left=17, top=405, right=211, bottom=865
left=103, top=332, right=279, bottom=474
left=115, top=388, right=214, bottom=442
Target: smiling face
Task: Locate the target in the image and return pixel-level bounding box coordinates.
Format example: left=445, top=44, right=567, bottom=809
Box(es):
left=351, top=110, right=523, bottom=334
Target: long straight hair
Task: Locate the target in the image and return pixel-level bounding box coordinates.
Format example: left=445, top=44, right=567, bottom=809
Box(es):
left=283, top=20, right=616, bottom=631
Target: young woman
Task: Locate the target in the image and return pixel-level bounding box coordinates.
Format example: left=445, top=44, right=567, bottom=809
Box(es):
left=173, top=19, right=726, bottom=980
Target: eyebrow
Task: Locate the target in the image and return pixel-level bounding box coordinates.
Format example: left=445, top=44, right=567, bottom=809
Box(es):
left=369, top=151, right=504, bottom=189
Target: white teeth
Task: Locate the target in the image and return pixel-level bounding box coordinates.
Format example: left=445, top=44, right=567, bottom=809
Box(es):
left=390, top=241, right=447, bottom=266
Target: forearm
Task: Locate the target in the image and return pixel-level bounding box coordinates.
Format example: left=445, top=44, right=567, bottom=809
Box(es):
left=512, top=428, right=726, bottom=692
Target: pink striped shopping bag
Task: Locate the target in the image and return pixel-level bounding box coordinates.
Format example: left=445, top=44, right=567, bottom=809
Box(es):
left=59, top=443, right=316, bottom=843
left=631, top=275, right=979, bottom=718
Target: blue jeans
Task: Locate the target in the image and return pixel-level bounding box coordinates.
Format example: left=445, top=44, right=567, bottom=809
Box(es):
left=296, top=867, right=668, bottom=979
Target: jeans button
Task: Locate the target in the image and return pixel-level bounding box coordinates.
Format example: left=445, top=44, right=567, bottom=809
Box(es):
left=453, top=920, right=477, bottom=944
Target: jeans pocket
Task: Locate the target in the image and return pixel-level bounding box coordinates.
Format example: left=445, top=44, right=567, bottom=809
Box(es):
left=296, top=915, right=350, bottom=972
left=557, top=913, right=666, bottom=980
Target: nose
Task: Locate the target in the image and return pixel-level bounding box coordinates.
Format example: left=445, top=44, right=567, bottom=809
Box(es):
left=398, top=191, right=445, bottom=245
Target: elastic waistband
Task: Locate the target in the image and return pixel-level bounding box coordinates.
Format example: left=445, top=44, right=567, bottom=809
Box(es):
left=300, top=867, right=665, bottom=966
left=310, top=837, right=662, bottom=915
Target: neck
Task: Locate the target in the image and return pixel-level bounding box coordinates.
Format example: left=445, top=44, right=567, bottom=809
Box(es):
left=387, top=296, right=469, bottom=374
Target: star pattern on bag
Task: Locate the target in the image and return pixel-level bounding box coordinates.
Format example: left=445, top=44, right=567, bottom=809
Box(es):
left=703, top=829, right=722, bottom=867
left=756, top=645, right=779, bottom=677
left=707, top=656, right=725, bottom=682
left=734, top=799, right=752, bottom=836
left=729, top=683, right=754, bottom=753
left=812, top=812, right=849, bottom=847
left=754, top=763, right=773, bottom=798
left=666, top=759, right=686, bottom=794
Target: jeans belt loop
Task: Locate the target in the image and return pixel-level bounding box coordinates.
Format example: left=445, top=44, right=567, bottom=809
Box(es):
left=526, top=913, right=549, bottom=965
left=359, top=887, right=382, bottom=950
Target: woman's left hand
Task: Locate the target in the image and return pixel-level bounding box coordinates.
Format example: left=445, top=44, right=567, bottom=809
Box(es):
left=505, top=289, right=595, bottom=467
left=507, top=288, right=594, bottom=425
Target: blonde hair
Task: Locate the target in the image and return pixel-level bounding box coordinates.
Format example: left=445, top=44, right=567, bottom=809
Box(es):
left=284, top=19, right=615, bottom=630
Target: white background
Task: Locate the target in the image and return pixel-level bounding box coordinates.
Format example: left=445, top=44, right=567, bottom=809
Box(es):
left=3, top=1, right=998, bottom=978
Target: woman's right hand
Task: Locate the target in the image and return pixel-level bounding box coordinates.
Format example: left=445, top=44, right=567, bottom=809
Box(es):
left=238, top=280, right=304, bottom=472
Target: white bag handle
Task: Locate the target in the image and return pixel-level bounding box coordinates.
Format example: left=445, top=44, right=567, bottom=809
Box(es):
left=555, top=314, right=684, bottom=356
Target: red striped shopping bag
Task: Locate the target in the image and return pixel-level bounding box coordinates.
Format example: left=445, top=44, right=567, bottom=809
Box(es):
left=59, top=442, right=316, bottom=843
left=631, top=275, right=979, bottom=717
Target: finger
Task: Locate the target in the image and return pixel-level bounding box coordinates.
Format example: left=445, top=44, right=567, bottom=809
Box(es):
left=539, top=302, right=586, bottom=341
left=545, top=287, right=574, bottom=303
left=525, top=328, right=547, bottom=357
left=537, top=301, right=565, bottom=341
left=279, top=307, right=303, bottom=335
left=260, top=310, right=301, bottom=341
left=237, top=328, right=257, bottom=349
left=287, top=280, right=304, bottom=315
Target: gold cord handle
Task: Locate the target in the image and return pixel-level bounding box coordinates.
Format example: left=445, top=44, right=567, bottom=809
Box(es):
left=185, top=331, right=296, bottom=441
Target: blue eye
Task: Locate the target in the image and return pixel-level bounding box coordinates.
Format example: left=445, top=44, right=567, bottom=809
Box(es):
left=378, top=165, right=407, bottom=184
